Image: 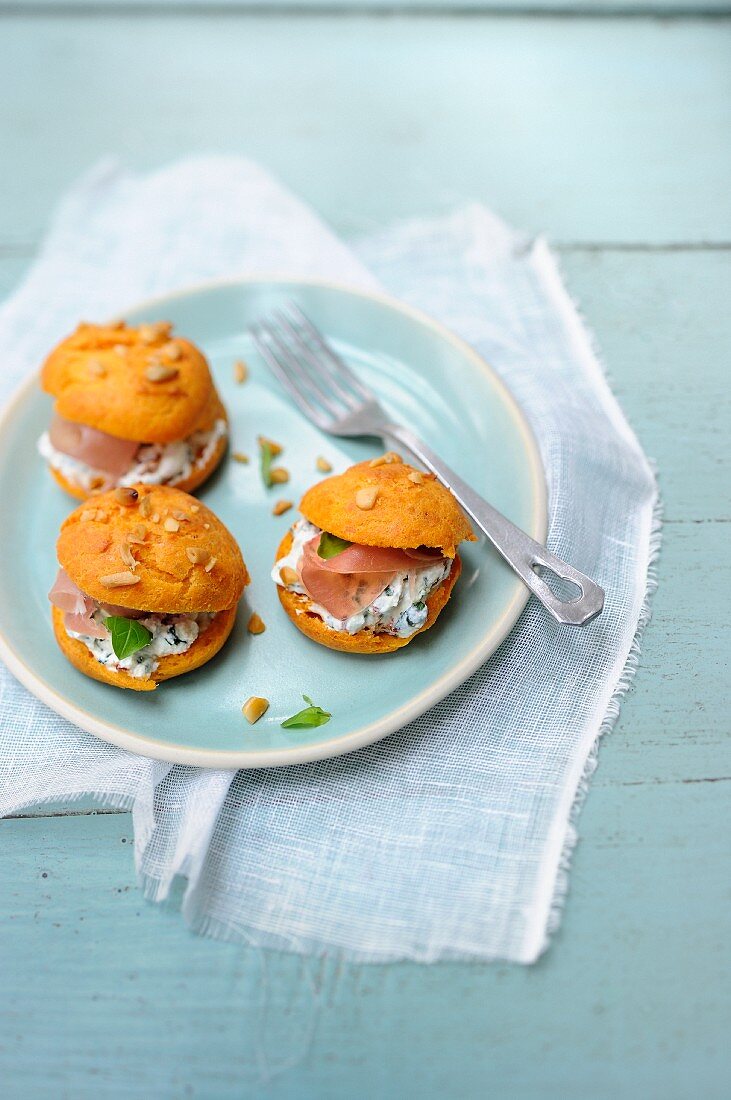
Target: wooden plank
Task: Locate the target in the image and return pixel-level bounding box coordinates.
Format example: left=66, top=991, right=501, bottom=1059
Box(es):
left=1, top=790, right=728, bottom=1098
left=5, top=0, right=730, bottom=13
left=0, top=15, right=729, bottom=249
left=559, top=249, right=730, bottom=526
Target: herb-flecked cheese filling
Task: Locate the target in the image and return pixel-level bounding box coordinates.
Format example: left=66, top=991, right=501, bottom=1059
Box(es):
left=67, top=610, right=215, bottom=679
left=272, top=519, right=452, bottom=639
left=38, top=419, right=228, bottom=493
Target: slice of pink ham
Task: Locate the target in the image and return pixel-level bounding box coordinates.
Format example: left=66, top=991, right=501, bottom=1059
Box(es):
left=49, top=568, right=147, bottom=638
left=403, top=547, right=447, bottom=563
left=298, top=538, right=447, bottom=621
left=98, top=601, right=146, bottom=619
left=64, top=608, right=108, bottom=639
left=48, top=568, right=108, bottom=638
left=48, top=567, right=88, bottom=616
left=49, top=414, right=139, bottom=478
left=298, top=539, right=393, bottom=620
left=307, top=538, right=445, bottom=575
left=300, top=563, right=393, bottom=621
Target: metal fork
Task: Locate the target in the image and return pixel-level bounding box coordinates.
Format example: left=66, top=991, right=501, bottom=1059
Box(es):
left=250, top=301, right=604, bottom=626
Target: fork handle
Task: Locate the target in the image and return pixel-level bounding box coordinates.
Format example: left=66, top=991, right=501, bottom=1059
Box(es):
left=385, top=424, right=604, bottom=626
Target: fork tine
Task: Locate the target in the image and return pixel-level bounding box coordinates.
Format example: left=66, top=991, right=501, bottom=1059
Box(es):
left=258, top=321, right=348, bottom=420
left=271, top=309, right=360, bottom=414
left=250, top=326, right=331, bottom=431
left=282, top=301, right=377, bottom=406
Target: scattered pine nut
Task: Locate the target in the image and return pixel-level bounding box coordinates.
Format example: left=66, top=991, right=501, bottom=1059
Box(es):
left=232, top=452, right=249, bottom=464
left=233, top=360, right=248, bottom=384
left=114, top=486, right=139, bottom=506
left=242, top=696, right=269, bottom=724
left=272, top=499, right=292, bottom=516
left=355, top=487, right=379, bottom=510
left=280, top=566, right=299, bottom=587
left=99, top=571, right=140, bottom=588
left=172, top=509, right=190, bottom=522
left=80, top=509, right=96, bottom=522
left=163, top=517, right=180, bottom=533
left=270, top=467, right=289, bottom=485
left=247, top=613, right=266, bottom=635
left=190, top=504, right=200, bottom=514
left=204, top=555, right=217, bottom=573
left=138, top=496, right=152, bottom=518
left=408, top=471, right=424, bottom=485
left=152, top=513, right=161, bottom=524
left=316, top=456, right=332, bottom=473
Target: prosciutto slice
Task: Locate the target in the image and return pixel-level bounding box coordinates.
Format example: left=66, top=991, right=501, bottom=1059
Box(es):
left=49, top=568, right=146, bottom=639
left=63, top=608, right=108, bottom=639
left=48, top=568, right=88, bottom=616
left=403, top=547, right=446, bottom=563
left=48, top=569, right=106, bottom=638
left=297, top=538, right=447, bottom=621
left=49, top=414, right=139, bottom=478
left=307, top=538, right=444, bottom=575
left=297, top=539, right=390, bottom=620
left=98, top=601, right=146, bottom=619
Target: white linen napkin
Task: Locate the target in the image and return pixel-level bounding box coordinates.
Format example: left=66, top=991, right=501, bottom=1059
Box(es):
left=0, top=157, right=659, bottom=963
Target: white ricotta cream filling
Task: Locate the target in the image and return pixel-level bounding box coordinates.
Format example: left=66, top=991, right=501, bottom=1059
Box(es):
left=67, top=610, right=215, bottom=680
left=272, top=519, right=452, bottom=639
left=38, top=419, right=228, bottom=493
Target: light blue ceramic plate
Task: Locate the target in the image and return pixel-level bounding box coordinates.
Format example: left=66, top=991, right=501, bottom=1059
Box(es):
left=0, top=280, right=546, bottom=767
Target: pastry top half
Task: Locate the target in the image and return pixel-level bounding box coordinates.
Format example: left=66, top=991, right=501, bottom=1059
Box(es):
left=57, top=484, right=248, bottom=613
left=299, top=456, right=476, bottom=557
left=42, top=321, right=218, bottom=443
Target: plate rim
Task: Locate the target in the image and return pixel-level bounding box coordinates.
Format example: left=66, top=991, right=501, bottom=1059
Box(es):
left=0, top=276, right=547, bottom=768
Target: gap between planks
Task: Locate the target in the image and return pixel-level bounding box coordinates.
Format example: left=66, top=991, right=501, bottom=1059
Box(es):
left=8, top=774, right=731, bottom=819
left=6, top=807, right=128, bottom=819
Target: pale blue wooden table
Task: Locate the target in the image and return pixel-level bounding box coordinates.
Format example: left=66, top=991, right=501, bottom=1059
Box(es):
left=1, top=3, right=729, bottom=1096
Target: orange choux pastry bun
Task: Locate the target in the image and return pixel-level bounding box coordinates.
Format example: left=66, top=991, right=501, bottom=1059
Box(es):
left=49, top=485, right=248, bottom=690
left=38, top=320, right=228, bottom=500
left=272, top=452, right=475, bottom=654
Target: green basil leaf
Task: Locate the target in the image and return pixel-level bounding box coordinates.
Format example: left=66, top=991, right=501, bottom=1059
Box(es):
left=105, top=616, right=153, bottom=660
left=317, top=532, right=351, bottom=560
left=259, top=439, right=274, bottom=488
left=281, top=694, right=332, bottom=729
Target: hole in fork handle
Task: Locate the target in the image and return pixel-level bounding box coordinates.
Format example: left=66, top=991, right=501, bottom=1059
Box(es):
left=531, top=561, right=584, bottom=603
left=526, top=553, right=604, bottom=626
